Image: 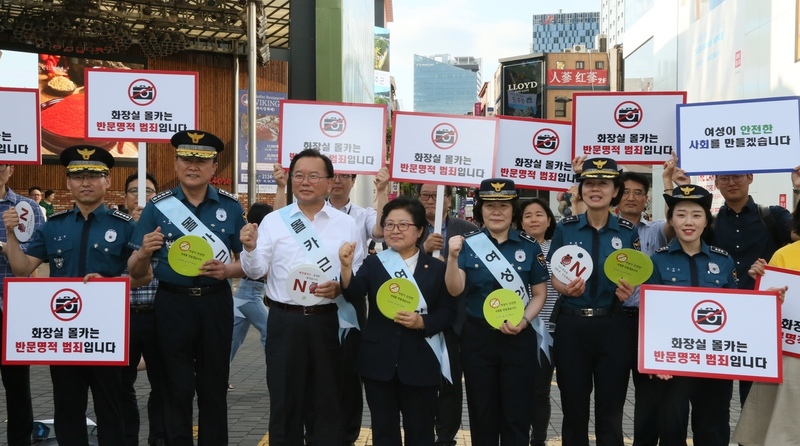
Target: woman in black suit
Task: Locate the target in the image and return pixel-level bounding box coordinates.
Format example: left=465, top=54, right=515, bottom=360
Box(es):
left=339, top=196, right=457, bottom=446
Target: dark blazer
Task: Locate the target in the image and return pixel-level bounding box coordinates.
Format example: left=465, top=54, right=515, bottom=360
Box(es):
left=343, top=252, right=457, bottom=387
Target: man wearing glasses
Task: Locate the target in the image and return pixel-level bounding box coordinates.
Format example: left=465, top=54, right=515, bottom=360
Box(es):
left=128, top=130, right=246, bottom=445
left=712, top=172, right=794, bottom=413
left=416, top=183, right=477, bottom=446
left=326, top=169, right=389, bottom=445
left=240, top=148, right=364, bottom=445
left=121, top=172, right=165, bottom=446
left=0, top=163, right=45, bottom=446
left=3, top=146, right=146, bottom=446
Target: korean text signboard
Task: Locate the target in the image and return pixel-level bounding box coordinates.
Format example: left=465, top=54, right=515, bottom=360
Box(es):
left=572, top=92, right=686, bottom=164
left=0, top=87, right=40, bottom=164
left=237, top=90, right=286, bottom=194
left=390, top=112, right=497, bottom=187
left=677, top=97, right=800, bottom=175
left=85, top=69, right=198, bottom=143
left=3, top=278, right=130, bottom=365
left=278, top=100, right=386, bottom=174
left=756, top=265, right=800, bottom=358
left=495, top=117, right=575, bottom=191
left=639, top=285, right=782, bottom=382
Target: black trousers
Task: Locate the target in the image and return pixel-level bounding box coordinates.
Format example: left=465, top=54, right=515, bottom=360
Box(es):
left=461, top=317, right=537, bottom=446
left=363, top=374, right=438, bottom=446
left=688, top=377, right=732, bottom=446
left=266, top=305, right=344, bottom=446
left=434, top=327, right=462, bottom=445
left=529, top=341, right=554, bottom=446
left=51, top=364, right=125, bottom=446
left=0, top=310, right=33, bottom=446
left=122, top=311, right=166, bottom=446
left=553, top=313, right=631, bottom=446
left=632, top=375, right=691, bottom=446
left=342, top=329, right=363, bottom=443
left=154, top=285, right=232, bottom=446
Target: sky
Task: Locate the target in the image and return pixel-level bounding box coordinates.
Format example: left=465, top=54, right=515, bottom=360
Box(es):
left=387, top=0, right=602, bottom=111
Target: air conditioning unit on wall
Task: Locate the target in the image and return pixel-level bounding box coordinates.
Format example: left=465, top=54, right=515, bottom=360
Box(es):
left=573, top=44, right=586, bottom=52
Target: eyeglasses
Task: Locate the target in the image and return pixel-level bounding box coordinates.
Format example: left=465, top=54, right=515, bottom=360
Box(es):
left=333, top=174, right=354, bottom=181
left=623, top=190, right=646, bottom=197
left=419, top=193, right=437, bottom=201
left=126, top=188, right=156, bottom=195
left=383, top=222, right=413, bottom=232
left=69, top=173, right=106, bottom=182
left=291, top=173, right=329, bottom=184
left=716, top=174, right=747, bottom=184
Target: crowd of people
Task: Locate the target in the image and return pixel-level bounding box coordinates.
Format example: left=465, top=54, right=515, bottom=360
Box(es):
left=0, top=135, right=798, bottom=446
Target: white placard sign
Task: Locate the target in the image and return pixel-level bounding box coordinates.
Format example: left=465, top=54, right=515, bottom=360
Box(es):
left=3, top=278, right=130, bottom=365
left=639, top=285, right=782, bottom=382
left=572, top=92, right=686, bottom=164
left=677, top=96, right=800, bottom=175
left=278, top=100, right=387, bottom=174
left=495, top=117, right=575, bottom=191
left=85, top=69, right=198, bottom=143
left=755, top=265, right=800, bottom=358
left=390, top=112, right=497, bottom=187
left=0, top=87, right=41, bottom=164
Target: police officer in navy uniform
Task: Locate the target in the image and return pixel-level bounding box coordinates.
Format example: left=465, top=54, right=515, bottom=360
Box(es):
left=3, top=145, right=147, bottom=446
left=128, top=130, right=247, bottom=446
left=645, top=184, right=738, bottom=445
left=445, top=178, right=550, bottom=445
left=547, top=158, right=639, bottom=446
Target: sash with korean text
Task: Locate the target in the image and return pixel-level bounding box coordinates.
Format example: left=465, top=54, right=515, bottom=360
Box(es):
left=465, top=232, right=553, bottom=362
left=279, top=206, right=360, bottom=341
left=154, top=196, right=231, bottom=264
left=377, top=249, right=452, bottom=383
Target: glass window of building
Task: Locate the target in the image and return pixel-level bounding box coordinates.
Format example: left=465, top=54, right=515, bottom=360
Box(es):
left=576, top=61, right=585, bottom=69
left=595, top=61, right=605, bottom=69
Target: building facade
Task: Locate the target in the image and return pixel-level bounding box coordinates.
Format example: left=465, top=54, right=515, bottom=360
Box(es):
left=532, top=12, right=601, bottom=53
left=413, top=53, right=480, bottom=114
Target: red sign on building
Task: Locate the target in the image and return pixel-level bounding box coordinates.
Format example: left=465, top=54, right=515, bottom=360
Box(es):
left=547, top=69, right=608, bottom=87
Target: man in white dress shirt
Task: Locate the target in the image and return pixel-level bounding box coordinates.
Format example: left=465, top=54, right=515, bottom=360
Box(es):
left=240, top=149, right=364, bottom=446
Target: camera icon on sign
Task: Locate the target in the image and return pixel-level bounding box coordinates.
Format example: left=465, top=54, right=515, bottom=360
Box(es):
left=435, top=129, right=455, bottom=144
left=132, top=85, right=153, bottom=100
left=695, top=307, right=723, bottom=326
left=55, top=296, right=79, bottom=314
left=323, top=117, right=344, bottom=131
left=617, top=107, right=639, bottom=123
left=536, top=134, right=556, bottom=149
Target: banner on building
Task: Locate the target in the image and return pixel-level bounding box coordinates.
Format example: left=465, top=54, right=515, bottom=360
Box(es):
left=237, top=90, right=286, bottom=194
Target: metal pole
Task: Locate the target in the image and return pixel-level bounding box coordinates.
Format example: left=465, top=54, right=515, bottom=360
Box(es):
left=247, top=0, right=258, bottom=206
left=232, top=42, right=240, bottom=199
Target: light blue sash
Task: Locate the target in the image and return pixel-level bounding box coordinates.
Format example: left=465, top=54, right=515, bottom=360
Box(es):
left=465, top=231, right=553, bottom=363
left=278, top=206, right=360, bottom=342
left=377, top=249, right=452, bottom=383
left=154, top=196, right=231, bottom=264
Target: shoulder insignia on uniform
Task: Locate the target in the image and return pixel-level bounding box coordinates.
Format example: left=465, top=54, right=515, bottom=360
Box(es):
left=50, top=209, right=70, bottom=219
left=464, top=230, right=481, bottom=238
left=710, top=245, right=730, bottom=256
left=519, top=231, right=537, bottom=244
left=656, top=246, right=669, bottom=253
left=617, top=217, right=634, bottom=230
left=537, top=252, right=547, bottom=268
left=562, top=215, right=580, bottom=224
left=110, top=210, right=133, bottom=221
left=218, top=188, right=239, bottom=201
left=151, top=190, right=173, bottom=203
